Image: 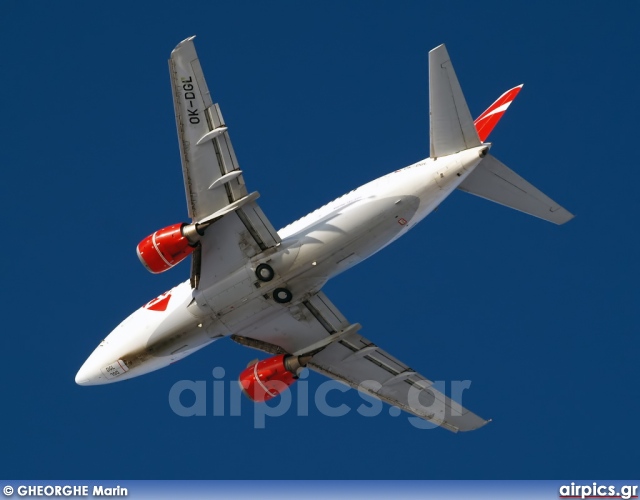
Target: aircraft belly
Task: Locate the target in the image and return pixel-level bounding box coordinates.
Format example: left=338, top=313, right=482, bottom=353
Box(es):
left=145, top=324, right=219, bottom=359
left=102, top=334, right=221, bottom=383
left=298, top=195, right=421, bottom=278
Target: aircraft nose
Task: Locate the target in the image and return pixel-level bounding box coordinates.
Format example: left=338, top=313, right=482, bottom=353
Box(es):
left=75, top=358, right=102, bottom=386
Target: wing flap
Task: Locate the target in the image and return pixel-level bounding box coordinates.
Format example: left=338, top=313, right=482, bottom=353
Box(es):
left=204, top=104, right=247, bottom=202
left=235, top=202, right=281, bottom=251
left=304, top=292, right=350, bottom=333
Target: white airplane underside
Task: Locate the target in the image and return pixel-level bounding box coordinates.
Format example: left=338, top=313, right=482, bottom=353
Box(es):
left=76, top=37, right=573, bottom=433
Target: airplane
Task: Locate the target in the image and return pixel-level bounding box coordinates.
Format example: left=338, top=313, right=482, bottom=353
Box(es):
left=75, top=36, right=573, bottom=432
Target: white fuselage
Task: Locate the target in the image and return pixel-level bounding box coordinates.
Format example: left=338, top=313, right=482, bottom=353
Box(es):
left=75, top=146, right=486, bottom=385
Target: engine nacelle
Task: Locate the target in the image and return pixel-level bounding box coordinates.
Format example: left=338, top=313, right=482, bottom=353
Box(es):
left=239, top=354, right=307, bottom=402
left=136, top=223, right=195, bottom=274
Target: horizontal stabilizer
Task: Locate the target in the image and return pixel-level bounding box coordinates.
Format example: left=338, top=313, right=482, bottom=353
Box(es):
left=429, top=45, right=481, bottom=157
left=458, top=154, right=574, bottom=224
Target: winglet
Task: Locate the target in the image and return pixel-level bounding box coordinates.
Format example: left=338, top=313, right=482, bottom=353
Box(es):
left=474, top=84, right=523, bottom=142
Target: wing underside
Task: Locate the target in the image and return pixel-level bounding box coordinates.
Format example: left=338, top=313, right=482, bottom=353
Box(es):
left=169, top=37, right=281, bottom=288
left=232, top=291, right=488, bottom=432
left=169, top=36, right=247, bottom=220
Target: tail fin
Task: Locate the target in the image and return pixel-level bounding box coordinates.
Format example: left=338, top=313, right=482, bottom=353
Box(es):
left=429, top=46, right=574, bottom=224
left=458, top=154, right=574, bottom=225
left=474, top=85, right=523, bottom=142
left=429, top=45, right=481, bottom=158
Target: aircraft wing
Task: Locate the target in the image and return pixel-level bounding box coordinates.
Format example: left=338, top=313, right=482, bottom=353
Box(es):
left=169, top=37, right=281, bottom=288
left=231, top=291, right=489, bottom=433
left=170, top=36, right=247, bottom=220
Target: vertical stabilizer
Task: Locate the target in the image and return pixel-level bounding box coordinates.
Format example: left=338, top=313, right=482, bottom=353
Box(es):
left=474, top=85, right=523, bottom=142
left=429, top=45, right=481, bottom=158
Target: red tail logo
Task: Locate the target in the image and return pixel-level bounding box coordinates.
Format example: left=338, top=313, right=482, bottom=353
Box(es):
left=474, top=84, right=523, bottom=142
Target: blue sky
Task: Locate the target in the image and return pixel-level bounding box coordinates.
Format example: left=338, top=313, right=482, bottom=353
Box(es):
left=1, top=1, right=638, bottom=479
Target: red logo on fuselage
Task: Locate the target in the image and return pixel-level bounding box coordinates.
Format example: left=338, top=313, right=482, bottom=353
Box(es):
left=145, top=291, right=172, bottom=312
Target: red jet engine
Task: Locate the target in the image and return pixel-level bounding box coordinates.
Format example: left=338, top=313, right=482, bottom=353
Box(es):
left=137, top=223, right=197, bottom=274
left=239, top=354, right=310, bottom=402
